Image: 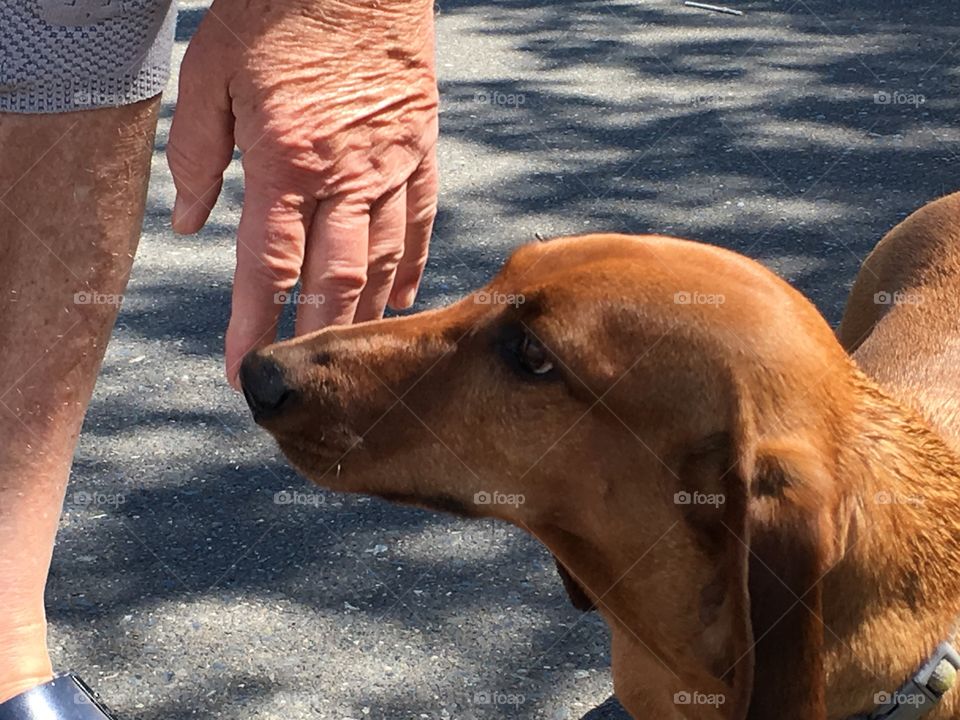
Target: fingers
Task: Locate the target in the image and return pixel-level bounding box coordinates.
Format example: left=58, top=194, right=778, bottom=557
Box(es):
left=225, top=182, right=313, bottom=388
left=295, top=198, right=371, bottom=336
left=354, top=185, right=407, bottom=322
left=296, top=146, right=438, bottom=332
left=389, top=144, right=438, bottom=310
left=166, top=32, right=235, bottom=235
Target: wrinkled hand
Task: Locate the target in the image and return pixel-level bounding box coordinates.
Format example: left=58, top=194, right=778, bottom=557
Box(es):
left=167, top=0, right=439, bottom=388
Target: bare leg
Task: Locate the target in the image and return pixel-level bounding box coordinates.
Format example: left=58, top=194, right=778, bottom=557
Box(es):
left=0, top=97, right=160, bottom=702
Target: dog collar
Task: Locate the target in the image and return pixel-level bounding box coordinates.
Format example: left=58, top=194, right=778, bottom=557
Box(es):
left=849, top=641, right=960, bottom=720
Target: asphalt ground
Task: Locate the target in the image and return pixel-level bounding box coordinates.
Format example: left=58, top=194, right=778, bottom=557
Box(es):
left=48, top=1, right=960, bottom=718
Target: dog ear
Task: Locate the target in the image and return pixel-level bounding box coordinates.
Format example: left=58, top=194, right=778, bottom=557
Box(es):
left=675, top=431, right=755, bottom=720
left=742, top=440, right=832, bottom=720
left=678, top=415, right=831, bottom=719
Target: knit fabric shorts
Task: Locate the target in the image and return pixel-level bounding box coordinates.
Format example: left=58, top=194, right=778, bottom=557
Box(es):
left=0, top=0, right=177, bottom=113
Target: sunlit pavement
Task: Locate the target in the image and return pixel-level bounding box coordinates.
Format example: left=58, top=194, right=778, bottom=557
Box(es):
left=52, top=1, right=960, bottom=718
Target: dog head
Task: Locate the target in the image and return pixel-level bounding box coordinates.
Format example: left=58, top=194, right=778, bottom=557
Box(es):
left=242, top=234, right=853, bottom=719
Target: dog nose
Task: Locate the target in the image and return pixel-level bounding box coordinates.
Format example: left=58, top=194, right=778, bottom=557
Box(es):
left=240, top=352, right=292, bottom=418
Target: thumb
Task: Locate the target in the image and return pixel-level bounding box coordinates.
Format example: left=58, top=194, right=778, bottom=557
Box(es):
left=166, top=33, right=235, bottom=235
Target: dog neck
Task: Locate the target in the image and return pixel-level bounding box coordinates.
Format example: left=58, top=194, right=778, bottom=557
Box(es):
left=822, top=374, right=960, bottom=718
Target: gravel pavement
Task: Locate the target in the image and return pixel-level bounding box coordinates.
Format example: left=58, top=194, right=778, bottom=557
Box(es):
left=49, top=1, right=960, bottom=718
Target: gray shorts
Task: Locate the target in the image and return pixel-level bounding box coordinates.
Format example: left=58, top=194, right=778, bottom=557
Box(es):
left=0, top=0, right=177, bottom=113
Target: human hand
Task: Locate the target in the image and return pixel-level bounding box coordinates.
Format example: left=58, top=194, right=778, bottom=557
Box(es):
left=166, top=0, right=439, bottom=388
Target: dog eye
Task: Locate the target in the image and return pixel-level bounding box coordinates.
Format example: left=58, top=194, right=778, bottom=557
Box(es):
left=518, top=334, right=555, bottom=375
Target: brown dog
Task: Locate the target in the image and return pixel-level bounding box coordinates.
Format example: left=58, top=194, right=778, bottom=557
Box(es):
left=241, top=196, right=960, bottom=719
left=838, top=192, right=960, bottom=448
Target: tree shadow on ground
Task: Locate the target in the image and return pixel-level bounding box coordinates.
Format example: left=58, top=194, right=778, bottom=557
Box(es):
left=56, top=1, right=960, bottom=718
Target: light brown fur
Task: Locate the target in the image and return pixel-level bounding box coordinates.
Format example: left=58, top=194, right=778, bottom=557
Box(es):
left=241, top=197, right=960, bottom=719
left=839, top=192, right=960, bottom=449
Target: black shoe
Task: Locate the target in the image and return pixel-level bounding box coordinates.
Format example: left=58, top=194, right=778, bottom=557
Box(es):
left=0, top=675, right=118, bottom=719
left=580, top=696, right=631, bottom=720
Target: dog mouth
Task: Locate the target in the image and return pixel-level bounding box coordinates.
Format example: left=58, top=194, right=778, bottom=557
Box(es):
left=271, top=429, right=363, bottom=469
left=378, top=490, right=482, bottom=517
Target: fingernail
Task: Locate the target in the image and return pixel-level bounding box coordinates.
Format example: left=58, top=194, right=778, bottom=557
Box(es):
left=225, top=354, right=242, bottom=391
left=396, top=285, right=418, bottom=309
left=172, top=195, right=188, bottom=233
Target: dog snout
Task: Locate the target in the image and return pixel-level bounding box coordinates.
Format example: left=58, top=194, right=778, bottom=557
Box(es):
left=240, top=351, right=293, bottom=419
